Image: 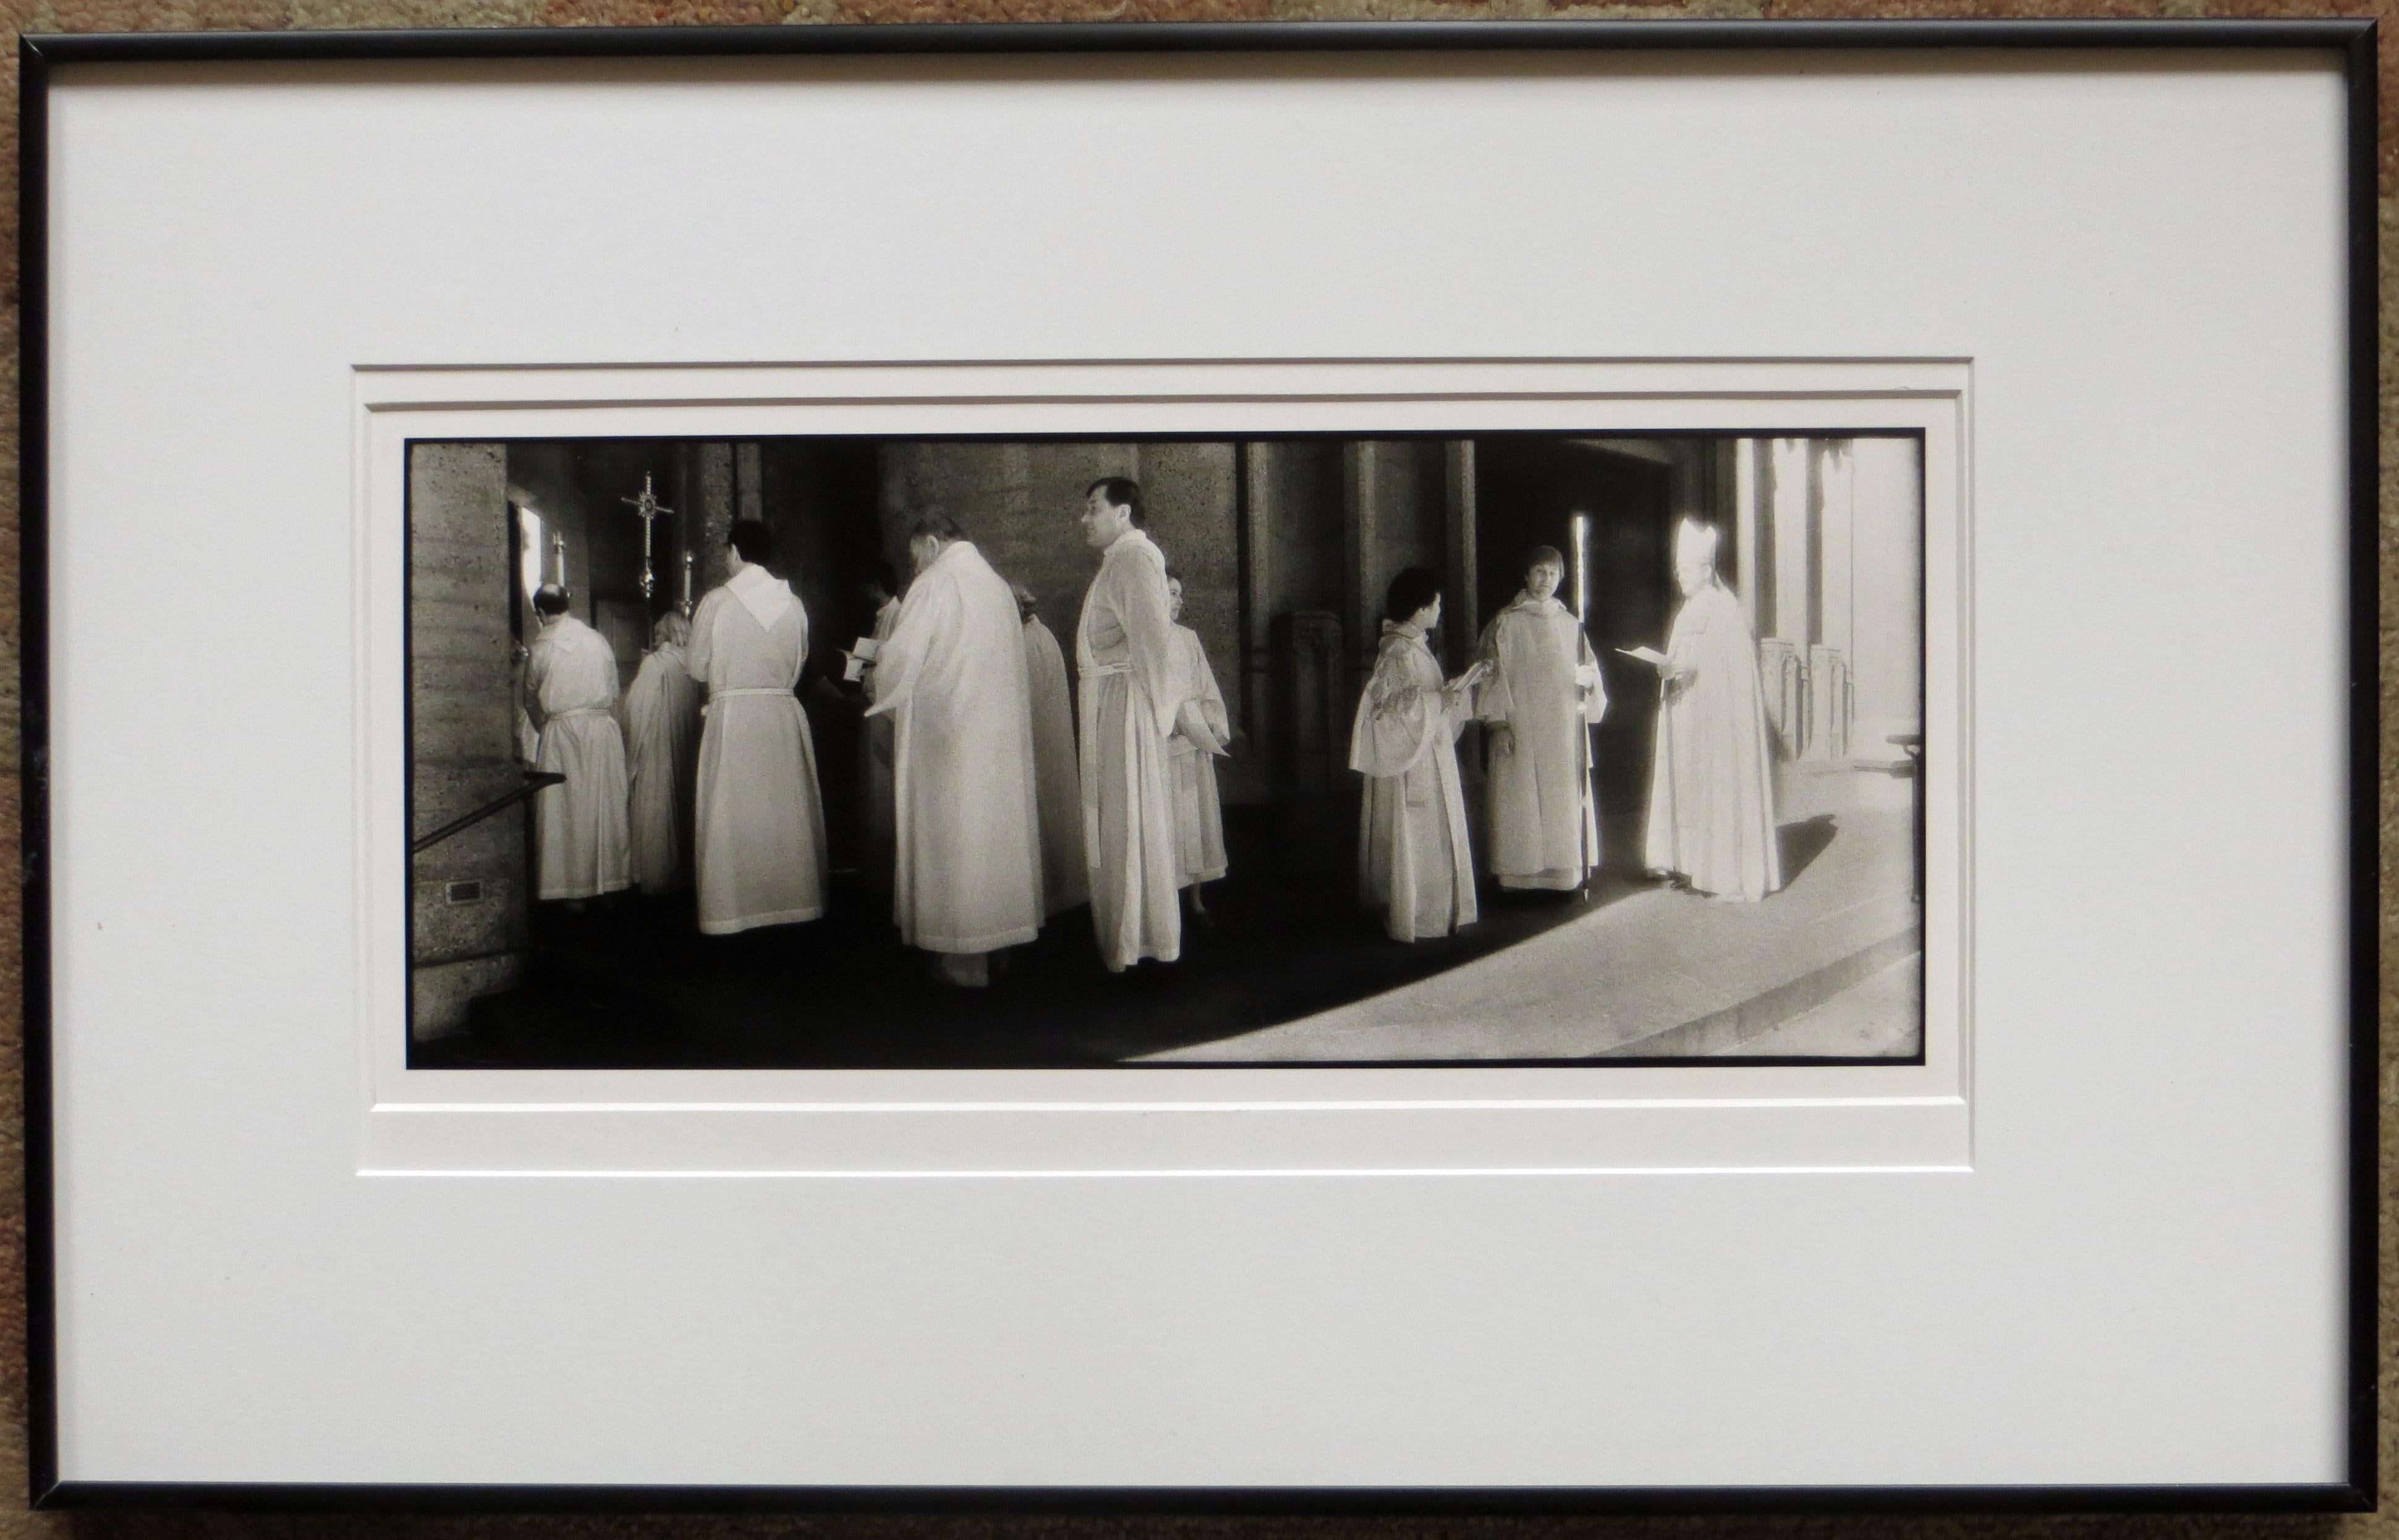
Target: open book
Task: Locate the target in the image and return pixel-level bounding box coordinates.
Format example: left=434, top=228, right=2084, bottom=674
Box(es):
left=842, top=634, right=883, bottom=682
left=1617, top=645, right=1671, bottom=668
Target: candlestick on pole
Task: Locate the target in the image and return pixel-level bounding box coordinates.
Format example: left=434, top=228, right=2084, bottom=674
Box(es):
left=548, top=531, right=566, bottom=588
left=681, top=551, right=695, bottom=616
left=620, top=473, right=676, bottom=603
left=1571, top=512, right=1590, bottom=624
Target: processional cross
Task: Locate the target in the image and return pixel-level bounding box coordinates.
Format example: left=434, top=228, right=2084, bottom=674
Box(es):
left=621, top=474, right=676, bottom=604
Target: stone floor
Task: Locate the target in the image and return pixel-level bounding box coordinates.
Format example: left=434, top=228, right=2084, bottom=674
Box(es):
left=1142, top=763, right=1921, bottom=1063
left=1713, top=952, right=1923, bottom=1059
left=422, top=763, right=1920, bottom=1070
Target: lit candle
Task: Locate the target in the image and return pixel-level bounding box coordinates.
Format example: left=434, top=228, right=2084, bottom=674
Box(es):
left=1571, top=512, right=1590, bottom=623
left=682, top=551, right=695, bottom=614
left=550, top=531, right=566, bottom=587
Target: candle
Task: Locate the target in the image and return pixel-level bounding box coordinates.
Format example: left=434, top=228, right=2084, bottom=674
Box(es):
left=1571, top=512, right=1589, bottom=622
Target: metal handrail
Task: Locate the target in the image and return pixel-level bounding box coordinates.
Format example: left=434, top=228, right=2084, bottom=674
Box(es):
left=411, top=771, right=563, bottom=855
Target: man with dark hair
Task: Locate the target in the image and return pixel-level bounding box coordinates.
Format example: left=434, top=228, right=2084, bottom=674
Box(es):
left=525, top=584, right=632, bottom=905
left=865, top=515, right=1045, bottom=985
left=1074, top=476, right=1191, bottom=971
left=1474, top=543, right=1607, bottom=893
left=684, top=519, right=829, bottom=934
left=1085, top=476, right=1144, bottom=527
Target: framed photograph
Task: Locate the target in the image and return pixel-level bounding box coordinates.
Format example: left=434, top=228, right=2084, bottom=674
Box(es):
left=22, top=19, right=2376, bottom=1508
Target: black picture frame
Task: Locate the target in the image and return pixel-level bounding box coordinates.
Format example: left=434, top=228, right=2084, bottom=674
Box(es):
left=17, top=15, right=2380, bottom=1514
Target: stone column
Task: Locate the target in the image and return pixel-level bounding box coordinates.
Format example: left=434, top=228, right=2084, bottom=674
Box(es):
left=736, top=442, right=765, bottom=525
left=694, top=442, right=736, bottom=593
left=1770, top=436, right=1814, bottom=647
left=1443, top=440, right=1479, bottom=672
left=1733, top=438, right=1764, bottom=637
left=1242, top=442, right=1276, bottom=746
left=1342, top=441, right=1379, bottom=679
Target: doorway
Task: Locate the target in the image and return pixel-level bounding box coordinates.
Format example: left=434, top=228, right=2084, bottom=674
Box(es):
left=1472, top=437, right=1675, bottom=849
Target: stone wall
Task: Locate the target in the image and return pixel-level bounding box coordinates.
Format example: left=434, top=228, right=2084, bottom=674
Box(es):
left=409, top=442, right=529, bottom=1043
left=875, top=441, right=1244, bottom=758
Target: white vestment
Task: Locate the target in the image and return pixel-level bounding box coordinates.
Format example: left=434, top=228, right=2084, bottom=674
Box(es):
left=686, top=565, right=830, bottom=934
left=1643, top=578, right=1783, bottom=901
left=1351, top=622, right=1477, bottom=942
left=865, top=541, right=1045, bottom=955
left=1167, top=624, right=1229, bottom=887
left=1475, top=594, right=1607, bottom=890
left=527, top=614, right=632, bottom=902
left=859, top=594, right=901, bottom=895
left=1075, top=528, right=1188, bottom=971
left=624, top=640, right=702, bottom=895
left=1022, top=616, right=1088, bottom=915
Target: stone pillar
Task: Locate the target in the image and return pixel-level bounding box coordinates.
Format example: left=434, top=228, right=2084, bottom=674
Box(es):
left=1443, top=440, right=1478, bottom=672
left=1343, top=442, right=1379, bottom=679
left=409, top=442, right=530, bottom=1043
left=1770, top=437, right=1814, bottom=649
left=736, top=442, right=765, bottom=525
left=1733, top=438, right=1764, bottom=637
left=694, top=442, right=736, bottom=593
left=1242, top=442, right=1276, bottom=746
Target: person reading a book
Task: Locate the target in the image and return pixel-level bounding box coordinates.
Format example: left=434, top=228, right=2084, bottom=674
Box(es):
left=1636, top=519, right=1783, bottom=903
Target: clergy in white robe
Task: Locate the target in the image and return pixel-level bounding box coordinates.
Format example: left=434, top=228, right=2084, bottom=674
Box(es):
left=685, top=520, right=830, bottom=935
left=856, top=567, right=902, bottom=897
left=1475, top=546, right=1607, bottom=891
left=1164, top=575, right=1229, bottom=895
left=1015, top=582, right=1088, bottom=916
left=1642, top=519, right=1783, bottom=902
left=624, top=611, right=702, bottom=895
left=865, top=523, right=1045, bottom=984
left=525, top=587, right=632, bottom=902
left=1351, top=568, right=1486, bottom=943
left=1074, top=478, right=1192, bottom=971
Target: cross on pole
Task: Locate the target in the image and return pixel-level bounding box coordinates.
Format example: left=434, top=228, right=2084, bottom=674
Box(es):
left=621, top=473, right=676, bottom=602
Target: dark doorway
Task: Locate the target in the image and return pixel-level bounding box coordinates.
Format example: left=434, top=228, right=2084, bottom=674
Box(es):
left=1473, top=438, right=1675, bottom=845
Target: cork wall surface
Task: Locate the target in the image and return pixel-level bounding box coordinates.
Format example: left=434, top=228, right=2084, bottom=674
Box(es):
left=0, top=2, right=2388, bottom=1536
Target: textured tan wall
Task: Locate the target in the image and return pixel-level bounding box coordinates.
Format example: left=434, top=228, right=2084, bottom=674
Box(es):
left=1, top=3, right=2392, bottom=1533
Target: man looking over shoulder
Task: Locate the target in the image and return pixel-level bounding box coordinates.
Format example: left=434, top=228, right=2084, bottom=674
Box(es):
left=1073, top=477, right=1192, bottom=973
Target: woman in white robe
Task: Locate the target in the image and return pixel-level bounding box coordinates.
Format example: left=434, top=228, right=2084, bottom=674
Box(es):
left=865, top=525, right=1045, bottom=984
left=623, top=611, right=702, bottom=896
left=525, top=589, right=632, bottom=903
left=1014, top=583, right=1088, bottom=916
left=685, top=522, right=830, bottom=936
left=1475, top=546, right=1607, bottom=892
left=1165, top=575, right=1229, bottom=912
left=1350, top=568, right=1487, bottom=943
left=1642, top=520, right=1783, bottom=902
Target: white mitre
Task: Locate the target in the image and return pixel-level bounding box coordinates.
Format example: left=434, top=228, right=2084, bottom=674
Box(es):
left=1675, top=518, right=1722, bottom=570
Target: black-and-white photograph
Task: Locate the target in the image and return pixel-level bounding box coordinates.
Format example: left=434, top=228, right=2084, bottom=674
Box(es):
left=407, top=433, right=1925, bottom=1068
